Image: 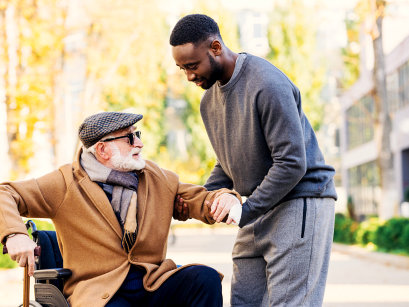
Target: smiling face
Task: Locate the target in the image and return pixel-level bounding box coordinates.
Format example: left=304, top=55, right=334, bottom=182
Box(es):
left=172, top=39, right=223, bottom=89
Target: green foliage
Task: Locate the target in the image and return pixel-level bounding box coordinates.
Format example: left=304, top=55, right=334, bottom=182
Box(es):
left=374, top=218, right=409, bottom=251
left=28, top=218, right=55, bottom=231
left=2, top=0, right=66, bottom=179
left=85, top=0, right=170, bottom=161
left=164, top=1, right=240, bottom=184
left=400, top=224, right=409, bottom=253
left=335, top=214, right=409, bottom=255
left=266, top=1, right=325, bottom=131
left=355, top=217, right=381, bottom=245
left=191, top=0, right=241, bottom=52
left=0, top=247, right=17, bottom=269
left=340, top=11, right=361, bottom=89
left=333, top=213, right=358, bottom=244
left=346, top=195, right=357, bottom=221
left=340, top=0, right=388, bottom=90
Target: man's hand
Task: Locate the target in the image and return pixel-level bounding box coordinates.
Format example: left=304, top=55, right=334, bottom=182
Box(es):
left=173, top=195, right=190, bottom=221
left=5, top=234, right=37, bottom=276
left=210, top=193, right=241, bottom=225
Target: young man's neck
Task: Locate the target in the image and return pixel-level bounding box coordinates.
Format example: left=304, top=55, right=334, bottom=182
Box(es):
left=219, top=49, right=239, bottom=85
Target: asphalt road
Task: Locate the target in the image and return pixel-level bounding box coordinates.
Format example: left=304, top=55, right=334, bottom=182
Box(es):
left=1, top=226, right=409, bottom=306
left=167, top=227, right=409, bottom=307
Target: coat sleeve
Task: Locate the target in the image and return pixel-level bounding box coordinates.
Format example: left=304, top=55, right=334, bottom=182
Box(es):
left=0, top=168, right=68, bottom=242
left=176, top=182, right=241, bottom=224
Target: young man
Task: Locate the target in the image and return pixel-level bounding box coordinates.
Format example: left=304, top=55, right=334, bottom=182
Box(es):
left=0, top=111, right=241, bottom=307
left=170, top=14, right=337, bottom=307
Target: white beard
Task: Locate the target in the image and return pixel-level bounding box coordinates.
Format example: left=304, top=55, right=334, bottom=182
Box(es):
left=109, top=143, right=146, bottom=172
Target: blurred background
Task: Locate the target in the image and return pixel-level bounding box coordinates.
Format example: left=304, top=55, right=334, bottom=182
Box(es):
left=1, top=0, right=409, bottom=305
left=1, top=0, right=409, bottom=246
left=0, top=0, right=408, bottom=215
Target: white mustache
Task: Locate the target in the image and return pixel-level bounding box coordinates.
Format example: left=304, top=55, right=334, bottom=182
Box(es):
left=131, top=148, right=142, bottom=155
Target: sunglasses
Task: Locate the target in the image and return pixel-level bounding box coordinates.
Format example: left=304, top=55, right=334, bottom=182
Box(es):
left=101, top=131, right=141, bottom=146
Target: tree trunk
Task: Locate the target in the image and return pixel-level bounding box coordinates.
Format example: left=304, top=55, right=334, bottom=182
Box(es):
left=4, top=3, right=20, bottom=179
left=0, top=8, right=11, bottom=181
left=371, top=0, right=396, bottom=218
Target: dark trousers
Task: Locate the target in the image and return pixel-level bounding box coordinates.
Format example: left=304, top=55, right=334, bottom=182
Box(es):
left=106, top=265, right=223, bottom=307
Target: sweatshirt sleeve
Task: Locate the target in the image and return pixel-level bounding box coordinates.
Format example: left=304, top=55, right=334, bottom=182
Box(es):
left=204, top=161, right=233, bottom=191
left=239, top=82, right=307, bottom=227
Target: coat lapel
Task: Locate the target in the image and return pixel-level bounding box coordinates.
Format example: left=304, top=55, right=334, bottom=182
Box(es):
left=73, top=150, right=122, bottom=240
left=79, top=178, right=123, bottom=239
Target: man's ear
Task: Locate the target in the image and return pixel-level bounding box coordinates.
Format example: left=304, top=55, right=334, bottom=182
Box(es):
left=210, top=39, right=222, bottom=56
left=95, top=142, right=110, bottom=161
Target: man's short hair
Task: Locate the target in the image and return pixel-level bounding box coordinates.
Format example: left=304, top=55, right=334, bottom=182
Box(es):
left=169, top=14, right=221, bottom=46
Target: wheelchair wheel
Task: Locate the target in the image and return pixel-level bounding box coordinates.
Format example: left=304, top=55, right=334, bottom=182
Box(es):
left=18, top=301, right=43, bottom=307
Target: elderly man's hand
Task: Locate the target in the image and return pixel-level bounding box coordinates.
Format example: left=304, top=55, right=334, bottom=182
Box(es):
left=6, top=234, right=37, bottom=276
left=173, top=195, right=190, bottom=221
left=210, top=193, right=241, bottom=225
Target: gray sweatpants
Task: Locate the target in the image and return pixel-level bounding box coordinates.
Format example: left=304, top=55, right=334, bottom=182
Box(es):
left=231, top=198, right=335, bottom=307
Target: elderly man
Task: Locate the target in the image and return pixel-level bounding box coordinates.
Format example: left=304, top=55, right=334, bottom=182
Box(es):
left=0, top=112, right=241, bottom=307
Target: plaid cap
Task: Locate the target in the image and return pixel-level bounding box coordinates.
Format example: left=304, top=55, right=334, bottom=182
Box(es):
left=78, top=112, right=143, bottom=148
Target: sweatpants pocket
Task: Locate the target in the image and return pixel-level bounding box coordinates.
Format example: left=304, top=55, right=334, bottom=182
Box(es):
left=301, top=198, right=307, bottom=238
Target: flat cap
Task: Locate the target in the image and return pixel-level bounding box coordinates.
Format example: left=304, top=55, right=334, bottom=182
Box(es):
left=78, top=112, right=143, bottom=148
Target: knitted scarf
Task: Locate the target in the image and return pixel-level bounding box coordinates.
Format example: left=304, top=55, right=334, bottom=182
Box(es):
left=80, top=150, right=139, bottom=253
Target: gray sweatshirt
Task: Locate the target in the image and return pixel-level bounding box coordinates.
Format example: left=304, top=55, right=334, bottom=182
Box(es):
left=201, top=53, right=337, bottom=227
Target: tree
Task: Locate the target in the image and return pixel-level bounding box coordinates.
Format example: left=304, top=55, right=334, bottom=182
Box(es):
left=83, top=0, right=170, bottom=160
left=341, top=11, right=361, bottom=89
left=165, top=0, right=241, bottom=184
left=354, top=0, right=394, bottom=217
left=0, top=2, right=11, bottom=181
left=0, top=0, right=65, bottom=179
left=266, top=0, right=325, bottom=131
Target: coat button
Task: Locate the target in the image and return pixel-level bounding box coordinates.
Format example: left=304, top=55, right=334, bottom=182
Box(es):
left=102, top=293, right=110, bottom=299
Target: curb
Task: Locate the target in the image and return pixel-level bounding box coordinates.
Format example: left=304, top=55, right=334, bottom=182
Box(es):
left=332, top=243, right=409, bottom=270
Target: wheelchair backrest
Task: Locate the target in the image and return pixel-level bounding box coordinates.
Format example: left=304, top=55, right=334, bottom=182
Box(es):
left=34, top=230, right=63, bottom=270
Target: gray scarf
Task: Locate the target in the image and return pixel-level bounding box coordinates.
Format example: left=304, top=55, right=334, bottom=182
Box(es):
left=80, top=150, right=138, bottom=252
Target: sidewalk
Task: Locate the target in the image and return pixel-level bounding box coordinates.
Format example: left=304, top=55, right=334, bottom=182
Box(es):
left=332, top=242, right=409, bottom=270
left=1, top=228, right=408, bottom=307
left=168, top=228, right=409, bottom=306
left=325, top=243, right=409, bottom=306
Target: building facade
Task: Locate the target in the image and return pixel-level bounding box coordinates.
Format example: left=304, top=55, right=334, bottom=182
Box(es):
left=339, top=35, right=409, bottom=219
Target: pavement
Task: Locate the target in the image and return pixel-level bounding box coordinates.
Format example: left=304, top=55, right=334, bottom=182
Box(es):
left=168, top=227, right=409, bottom=307
left=1, top=226, right=409, bottom=306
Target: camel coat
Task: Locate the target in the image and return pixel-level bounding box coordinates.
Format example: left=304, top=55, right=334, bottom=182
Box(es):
left=0, top=150, right=240, bottom=306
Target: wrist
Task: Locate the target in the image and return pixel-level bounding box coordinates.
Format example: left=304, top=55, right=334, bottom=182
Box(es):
left=228, top=203, right=242, bottom=225
left=4, top=233, right=27, bottom=243
left=3, top=233, right=17, bottom=245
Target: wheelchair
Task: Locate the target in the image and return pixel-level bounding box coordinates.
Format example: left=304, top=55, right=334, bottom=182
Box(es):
left=3, top=220, right=71, bottom=307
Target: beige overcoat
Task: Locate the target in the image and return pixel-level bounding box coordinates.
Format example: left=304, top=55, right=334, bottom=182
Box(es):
left=0, top=150, right=240, bottom=306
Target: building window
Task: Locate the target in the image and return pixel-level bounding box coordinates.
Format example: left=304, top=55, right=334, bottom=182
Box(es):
left=387, top=71, right=399, bottom=115
left=346, top=95, right=374, bottom=149
left=398, top=60, right=409, bottom=109
left=348, top=161, right=380, bottom=216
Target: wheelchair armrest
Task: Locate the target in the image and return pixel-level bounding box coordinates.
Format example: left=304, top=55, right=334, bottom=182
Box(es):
left=34, top=268, right=72, bottom=280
